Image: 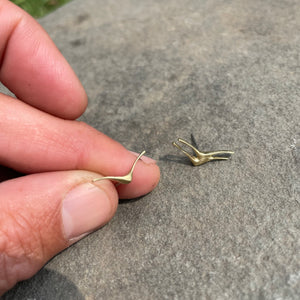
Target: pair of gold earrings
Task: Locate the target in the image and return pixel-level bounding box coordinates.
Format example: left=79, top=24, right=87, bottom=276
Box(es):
left=93, top=138, right=234, bottom=184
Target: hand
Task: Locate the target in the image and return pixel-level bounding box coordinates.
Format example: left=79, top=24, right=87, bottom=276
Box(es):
left=0, top=0, right=160, bottom=295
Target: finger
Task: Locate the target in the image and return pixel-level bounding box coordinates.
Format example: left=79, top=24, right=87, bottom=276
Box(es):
left=0, top=170, right=118, bottom=295
left=0, top=0, right=87, bottom=119
left=0, top=95, right=160, bottom=199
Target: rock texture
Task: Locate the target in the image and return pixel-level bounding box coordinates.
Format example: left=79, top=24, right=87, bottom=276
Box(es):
left=3, top=0, right=299, bottom=299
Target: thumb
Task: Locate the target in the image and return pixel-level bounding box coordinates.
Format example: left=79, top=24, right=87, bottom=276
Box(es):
left=0, top=171, right=118, bottom=295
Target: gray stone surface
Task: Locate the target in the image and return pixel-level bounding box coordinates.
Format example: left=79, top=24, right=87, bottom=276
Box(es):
left=3, top=0, right=300, bottom=299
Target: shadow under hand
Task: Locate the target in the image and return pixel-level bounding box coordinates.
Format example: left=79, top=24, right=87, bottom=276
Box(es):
left=119, top=194, right=148, bottom=204
left=3, top=268, right=84, bottom=300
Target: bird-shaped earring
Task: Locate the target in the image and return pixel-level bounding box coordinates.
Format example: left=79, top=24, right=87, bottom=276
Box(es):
left=172, top=138, right=234, bottom=166
left=92, top=151, right=146, bottom=184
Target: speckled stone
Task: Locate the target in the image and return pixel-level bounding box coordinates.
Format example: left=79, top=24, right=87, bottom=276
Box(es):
left=3, top=0, right=300, bottom=299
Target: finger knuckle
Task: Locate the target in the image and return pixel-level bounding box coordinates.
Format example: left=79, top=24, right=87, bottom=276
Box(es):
left=0, top=211, right=45, bottom=292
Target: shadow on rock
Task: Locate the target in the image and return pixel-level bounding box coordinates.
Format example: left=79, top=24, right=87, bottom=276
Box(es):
left=159, top=154, right=190, bottom=165
left=3, top=268, right=84, bottom=300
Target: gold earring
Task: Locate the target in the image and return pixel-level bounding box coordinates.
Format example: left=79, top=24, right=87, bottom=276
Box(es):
left=172, top=138, right=234, bottom=166
left=92, top=151, right=146, bottom=184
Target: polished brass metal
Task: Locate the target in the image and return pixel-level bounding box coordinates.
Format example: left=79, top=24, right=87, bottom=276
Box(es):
left=172, top=138, right=234, bottom=166
left=92, top=150, right=146, bottom=184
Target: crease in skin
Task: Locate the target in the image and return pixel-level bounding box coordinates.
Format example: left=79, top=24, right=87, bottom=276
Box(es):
left=0, top=214, right=36, bottom=292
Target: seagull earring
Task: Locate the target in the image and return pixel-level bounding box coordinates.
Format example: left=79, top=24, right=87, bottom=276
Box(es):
left=92, top=151, right=146, bottom=184
left=172, top=138, right=234, bottom=166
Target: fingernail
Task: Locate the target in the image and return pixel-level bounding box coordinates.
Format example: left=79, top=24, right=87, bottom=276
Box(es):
left=62, top=183, right=113, bottom=240
left=130, top=151, right=157, bottom=164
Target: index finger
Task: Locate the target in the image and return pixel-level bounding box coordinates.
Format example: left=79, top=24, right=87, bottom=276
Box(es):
left=0, top=0, right=87, bottom=119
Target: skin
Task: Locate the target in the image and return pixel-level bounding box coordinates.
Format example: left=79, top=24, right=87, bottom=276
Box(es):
left=0, top=0, right=160, bottom=295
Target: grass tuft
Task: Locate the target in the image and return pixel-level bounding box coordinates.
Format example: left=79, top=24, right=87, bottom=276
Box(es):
left=11, top=0, right=72, bottom=18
